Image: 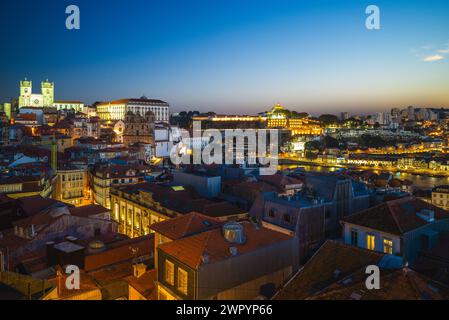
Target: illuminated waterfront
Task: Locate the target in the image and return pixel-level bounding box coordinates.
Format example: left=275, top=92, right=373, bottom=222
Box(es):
left=281, top=164, right=449, bottom=190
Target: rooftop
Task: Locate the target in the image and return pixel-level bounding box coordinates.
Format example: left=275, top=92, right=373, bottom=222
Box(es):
left=341, top=197, right=449, bottom=235
left=158, top=221, right=292, bottom=269
left=150, top=212, right=222, bottom=240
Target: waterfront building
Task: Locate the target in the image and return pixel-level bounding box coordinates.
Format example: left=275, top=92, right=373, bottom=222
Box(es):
left=432, top=185, right=449, bottom=211
left=266, top=104, right=323, bottom=136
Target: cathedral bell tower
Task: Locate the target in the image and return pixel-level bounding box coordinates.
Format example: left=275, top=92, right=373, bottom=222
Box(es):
left=41, top=79, right=54, bottom=107
left=19, top=78, right=32, bottom=108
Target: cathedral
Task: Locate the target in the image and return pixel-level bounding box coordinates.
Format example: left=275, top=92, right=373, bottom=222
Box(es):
left=122, top=110, right=155, bottom=147
left=19, top=78, right=54, bottom=108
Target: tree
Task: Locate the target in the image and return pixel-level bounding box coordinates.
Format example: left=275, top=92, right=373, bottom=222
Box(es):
left=318, top=114, right=340, bottom=126
left=323, top=135, right=339, bottom=149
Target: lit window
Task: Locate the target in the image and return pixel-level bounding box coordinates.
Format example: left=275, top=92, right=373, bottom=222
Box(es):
left=366, top=234, right=375, bottom=250
left=177, top=268, right=188, bottom=295
left=383, top=238, right=393, bottom=254
left=165, top=260, right=174, bottom=285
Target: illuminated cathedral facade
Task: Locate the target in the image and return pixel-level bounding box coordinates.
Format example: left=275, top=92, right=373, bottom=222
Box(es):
left=19, top=78, right=55, bottom=108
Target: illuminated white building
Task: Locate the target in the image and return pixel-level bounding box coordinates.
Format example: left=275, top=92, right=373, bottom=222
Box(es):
left=53, top=100, right=85, bottom=112
left=96, top=96, right=169, bottom=123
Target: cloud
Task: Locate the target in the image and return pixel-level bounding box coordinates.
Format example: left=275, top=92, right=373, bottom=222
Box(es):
left=413, top=41, right=449, bottom=62
left=422, top=54, right=444, bottom=62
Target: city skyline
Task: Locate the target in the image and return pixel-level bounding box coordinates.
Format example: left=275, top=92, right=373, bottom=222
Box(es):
left=1, top=0, right=449, bottom=114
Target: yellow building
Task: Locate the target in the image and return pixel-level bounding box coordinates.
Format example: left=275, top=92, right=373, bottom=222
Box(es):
left=432, top=185, right=449, bottom=210
left=55, top=166, right=89, bottom=206
left=110, top=185, right=173, bottom=238
left=266, top=104, right=323, bottom=136
left=90, top=166, right=144, bottom=210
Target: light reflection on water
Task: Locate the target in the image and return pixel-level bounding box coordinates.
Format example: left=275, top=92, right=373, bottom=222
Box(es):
left=280, top=165, right=449, bottom=190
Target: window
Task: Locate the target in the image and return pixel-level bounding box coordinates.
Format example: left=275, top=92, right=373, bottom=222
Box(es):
left=268, top=209, right=276, bottom=218
left=350, top=229, right=358, bottom=246
left=165, top=260, right=174, bottom=285
left=366, top=234, right=375, bottom=250
left=177, top=268, right=188, bottom=295
left=383, top=238, right=393, bottom=254
left=283, top=214, right=291, bottom=223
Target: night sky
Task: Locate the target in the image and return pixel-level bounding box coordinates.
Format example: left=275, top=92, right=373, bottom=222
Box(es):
left=0, top=0, right=448, bottom=114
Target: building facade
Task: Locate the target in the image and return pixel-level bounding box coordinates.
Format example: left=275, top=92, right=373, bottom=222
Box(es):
left=54, top=167, right=89, bottom=206
left=53, top=100, right=85, bottom=113
left=432, top=185, right=449, bottom=211
left=96, top=97, right=169, bottom=123
left=19, top=79, right=54, bottom=108
left=123, top=111, right=155, bottom=147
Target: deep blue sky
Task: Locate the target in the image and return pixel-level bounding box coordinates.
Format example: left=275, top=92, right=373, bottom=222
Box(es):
left=1, top=0, right=448, bottom=114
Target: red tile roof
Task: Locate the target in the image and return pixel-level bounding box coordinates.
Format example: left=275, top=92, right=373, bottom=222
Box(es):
left=158, top=221, right=292, bottom=269
left=341, top=197, right=449, bottom=235
left=68, top=205, right=109, bottom=218
left=84, top=234, right=154, bottom=272
left=150, top=212, right=222, bottom=240
left=274, top=240, right=385, bottom=300
left=16, top=195, right=62, bottom=217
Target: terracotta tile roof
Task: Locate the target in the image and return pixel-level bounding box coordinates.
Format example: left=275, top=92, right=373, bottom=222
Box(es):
left=68, top=205, right=109, bottom=218
left=341, top=196, right=449, bottom=235
left=125, top=269, right=157, bottom=300
left=150, top=212, right=222, bottom=240
left=158, top=221, right=292, bottom=270
left=235, top=181, right=277, bottom=193
left=274, top=240, right=384, bottom=300
left=15, top=113, right=37, bottom=121
left=48, top=267, right=100, bottom=300
left=258, top=174, right=303, bottom=190
left=16, top=196, right=62, bottom=217
left=308, top=268, right=449, bottom=300
left=84, top=234, right=154, bottom=272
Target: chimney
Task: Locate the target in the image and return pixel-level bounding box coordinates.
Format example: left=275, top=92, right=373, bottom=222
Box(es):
left=46, top=241, right=56, bottom=267
left=133, top=263, right=147, bottom=278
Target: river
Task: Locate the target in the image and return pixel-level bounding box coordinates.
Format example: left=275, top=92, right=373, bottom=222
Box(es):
left=280, top=164, right=449, bottom=190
